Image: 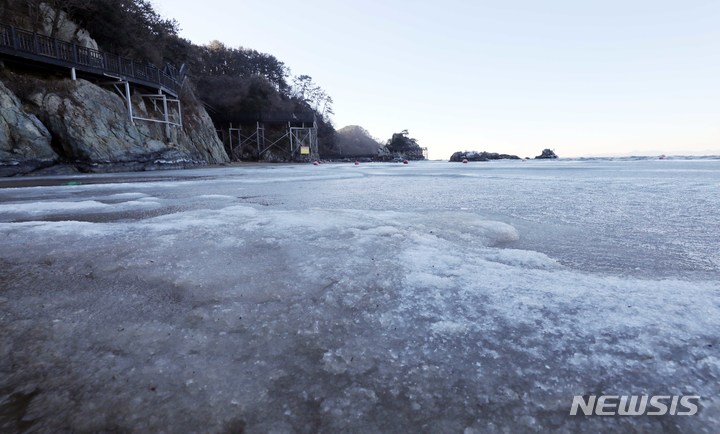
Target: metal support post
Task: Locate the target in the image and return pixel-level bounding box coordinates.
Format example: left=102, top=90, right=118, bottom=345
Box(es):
left=124, top=81, right=133, bottom=123
left=161, top=90, right=170, bottom=138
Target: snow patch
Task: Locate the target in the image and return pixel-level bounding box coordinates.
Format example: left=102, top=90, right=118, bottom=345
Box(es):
left=0, top=199, right=161, bottom=218
left=430, top=320, right=469, bottom=334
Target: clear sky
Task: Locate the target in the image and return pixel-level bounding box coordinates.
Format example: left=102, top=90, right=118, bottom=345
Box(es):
left=152, top=0, right=720, bottom=159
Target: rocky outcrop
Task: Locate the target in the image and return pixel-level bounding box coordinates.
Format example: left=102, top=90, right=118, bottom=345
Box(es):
left=0, top=80, right=58, bottom=176
left=0, top=71, right=229, bottom=176
left=39, top=2, right=100, bottom=50
left=28, top=79, right=157, bottom=162
left=535, top=149, right=558, bottom=159
left=0, top=4, right=229, bottom=176
left=172, top=84, right=232, bottom=165
left=449, top=151, right=520, bottom=162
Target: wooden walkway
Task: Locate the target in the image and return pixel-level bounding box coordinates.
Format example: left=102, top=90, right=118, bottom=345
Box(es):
left=0, top=23, right=181, bottom=97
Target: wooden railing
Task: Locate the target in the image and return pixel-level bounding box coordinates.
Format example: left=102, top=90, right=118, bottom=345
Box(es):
left=0, top=23, right=180, bottom=95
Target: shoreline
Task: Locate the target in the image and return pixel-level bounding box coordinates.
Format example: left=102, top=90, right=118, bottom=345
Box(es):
left=2, top=156, right=720, bottom=189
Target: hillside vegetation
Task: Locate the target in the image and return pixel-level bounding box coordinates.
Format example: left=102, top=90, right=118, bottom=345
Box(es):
left=0, top=0, right=430, bottom=161
left=0, top=0, right=339, bottom=156
left=334, top=126, right=383, bottom=156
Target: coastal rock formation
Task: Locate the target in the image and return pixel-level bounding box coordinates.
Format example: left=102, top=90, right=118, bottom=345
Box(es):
left=39, top=3, right=100, bottom=50
left=0, top=72, right=229, bottom=176
left=449, top=151, right=520, bottom=162
left=380, top=130, right=426, bottom=161
left=174, top=85, right=230, bottom=165
left=0, top=3, right=228, bottom=176
left=0, top=80, right=58, bottom=176
left=535, top=148, right=558, bottom=159
left=29, top=79, right=161, bottom=162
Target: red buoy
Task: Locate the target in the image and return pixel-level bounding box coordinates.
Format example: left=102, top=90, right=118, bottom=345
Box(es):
left=462, top=159, right=468, bottom=164
left=354, top=161, right=360, bottom=165
left=403, top=160, right=409, bottom=164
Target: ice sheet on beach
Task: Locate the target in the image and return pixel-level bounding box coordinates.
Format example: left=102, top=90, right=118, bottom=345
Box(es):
left=1, top=160, right=719, bottom=432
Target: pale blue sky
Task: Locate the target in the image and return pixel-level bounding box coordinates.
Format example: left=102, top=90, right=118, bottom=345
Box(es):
left=152, top=0, right=720, bottom=159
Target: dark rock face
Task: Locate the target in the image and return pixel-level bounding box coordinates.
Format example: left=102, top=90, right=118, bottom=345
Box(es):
left=0, top=7, right=228, bottom=176
left=535, top=149, right=558, bottom=159
left=0, top=80, right=58, bottom=176
left=0, top=75, right=229, bottom=176
left=449, top=151, right=520, bottom=162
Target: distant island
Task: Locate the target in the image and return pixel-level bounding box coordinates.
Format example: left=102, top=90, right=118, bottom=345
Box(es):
left=449, top=148, right=558, bottom=162
left=449, top=151, right=521, bottom=162
left=535, top=149, right=558, bottom=159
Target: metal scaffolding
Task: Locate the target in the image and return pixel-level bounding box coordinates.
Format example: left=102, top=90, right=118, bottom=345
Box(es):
left=103, top=77, right=182, bottom=139
left=225, top=113, right=318, bottom=161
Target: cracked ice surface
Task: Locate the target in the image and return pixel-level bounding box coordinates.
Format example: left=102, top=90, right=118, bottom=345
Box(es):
left=0, top=160, right=719, bottom=432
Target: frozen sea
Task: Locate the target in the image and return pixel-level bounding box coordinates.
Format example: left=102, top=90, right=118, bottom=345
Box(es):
left=0, top=159, right=719, bottom=432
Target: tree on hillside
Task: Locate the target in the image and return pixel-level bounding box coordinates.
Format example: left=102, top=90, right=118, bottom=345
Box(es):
left=291, top=75, right=334, bottom=120
left=64, top=0, right=179, bottom=65
left=195, top=75, right=289, bottom=125
left=193, top=41, right=289, bottom=92
left=187, top=45, right=337, bottom=154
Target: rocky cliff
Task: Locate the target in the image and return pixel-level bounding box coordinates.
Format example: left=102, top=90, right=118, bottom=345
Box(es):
left=0, top=69, right=229, bottom=176
left=38, top=2, right=99, bottom=51
left=0, top=3, right=231, bottom=176
left=0, top=78, right=56, bottom=175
